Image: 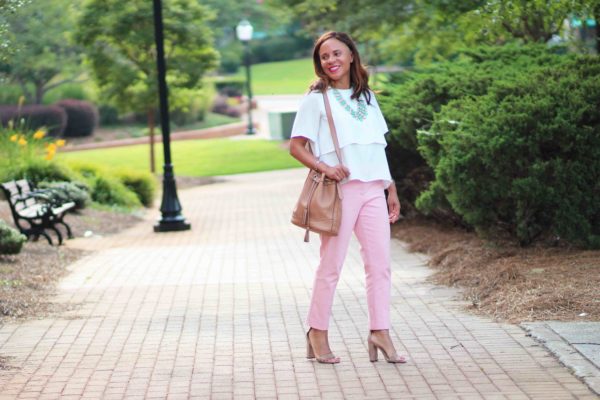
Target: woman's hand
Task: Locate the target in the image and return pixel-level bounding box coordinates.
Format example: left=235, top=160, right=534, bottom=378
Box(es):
left=322, top=164, right=350, bottom=182
left=387, top=190, right=401, bottom=224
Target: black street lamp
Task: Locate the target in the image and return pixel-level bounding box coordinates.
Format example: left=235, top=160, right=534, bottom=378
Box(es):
left=152, top=0, right=190, bottom=232
left=236, top=20, right=256, bottom=135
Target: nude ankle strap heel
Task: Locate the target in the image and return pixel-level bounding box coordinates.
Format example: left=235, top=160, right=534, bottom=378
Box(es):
left=368, top=338, right=378, bottom=362
left=306, top=328, right=340, bottom=364
left=306, top=332, right=315, bottom=359
left=367, top=333, right=407, bottom=364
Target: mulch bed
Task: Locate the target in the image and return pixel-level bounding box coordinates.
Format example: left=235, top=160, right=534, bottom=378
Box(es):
left=393, top=217, right=600, bottom=323
left=0, top=205, right=144, bottom=324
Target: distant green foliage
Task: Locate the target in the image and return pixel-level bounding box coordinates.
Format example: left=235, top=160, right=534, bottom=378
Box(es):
left=1, top=158, right=75, bottom=184
left=1, top=0, right=83, bottom=104
left=170, top=85, right=216, bottom=126
left=43, top=83, right=93, bottom=105
left=417, top=55, right=600, bottom=247
left=0, top=219, right=26, bottom=255
left=76, top=0, right=218, bottom=117
left=0, top=84, right=23, bottom=104
left=250, top=35, right=313, bottom=64
left=232, top=58, right=314, bottom=95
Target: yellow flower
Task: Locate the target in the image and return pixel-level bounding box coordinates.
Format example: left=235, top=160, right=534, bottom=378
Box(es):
left=45, top=151, right=55, bottom=161
left=55, top=139, right=66, bottom=147
left=46, top=143, right=57, bottom=152
left=10, top=134, right=18, bottom=142
left=33, top=130, right=46, bottom=140
left=18, top=137, right=27, bottom=146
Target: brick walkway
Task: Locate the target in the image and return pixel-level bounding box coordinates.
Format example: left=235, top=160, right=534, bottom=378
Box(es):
left=0, top=168, right=597, bottom=399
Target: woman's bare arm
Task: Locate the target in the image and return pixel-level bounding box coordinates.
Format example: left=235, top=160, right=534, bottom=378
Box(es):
left=289, top=137, right=349, bottom=181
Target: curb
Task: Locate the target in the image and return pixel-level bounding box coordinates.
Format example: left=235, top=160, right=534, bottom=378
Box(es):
left=522, top=322, right=600, bottom=395
left=60, top=121, right=259, bottom=152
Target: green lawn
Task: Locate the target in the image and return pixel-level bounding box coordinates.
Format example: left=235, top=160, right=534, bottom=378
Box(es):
left=58, top=137, right=301, bottom=177
left=234, top=58, right=314, bottom=95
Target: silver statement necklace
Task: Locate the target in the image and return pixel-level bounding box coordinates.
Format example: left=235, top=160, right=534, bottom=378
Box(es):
left=332, top=88, right=368, bottom=122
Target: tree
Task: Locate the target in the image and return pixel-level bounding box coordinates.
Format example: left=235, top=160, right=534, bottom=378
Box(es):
left=480, top=0, right=578, bottom=43
left=0, top=0, right=27, bottom=63
left=574, top=0, right=600, bottom=53
left=76, top=0, right=218, bottom=172
left=0, top=0, right=80, bottom=102
left=273, top=0, right=598, bottom=65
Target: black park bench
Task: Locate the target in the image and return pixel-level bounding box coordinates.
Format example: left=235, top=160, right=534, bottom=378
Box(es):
left=0, top=179, right=75, bottom=245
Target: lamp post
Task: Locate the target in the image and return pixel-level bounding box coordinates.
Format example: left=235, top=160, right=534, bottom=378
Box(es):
left=236, top=20, right=255, bottom=135
left=152, top=0, right=190, bottom=232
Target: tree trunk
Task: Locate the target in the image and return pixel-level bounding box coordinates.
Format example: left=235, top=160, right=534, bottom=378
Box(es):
left=34, top=83, right=44, bottom=105
left=148, top=108, right=156, bottom=174
left=17, top=81, right=32, bottom=105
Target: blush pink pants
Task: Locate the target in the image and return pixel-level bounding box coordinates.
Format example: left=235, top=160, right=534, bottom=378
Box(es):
left=306, top=180, right=391, bottom=331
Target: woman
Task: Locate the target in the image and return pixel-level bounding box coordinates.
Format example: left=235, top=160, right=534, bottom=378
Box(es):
left=289, top=31, right=407, bottom=364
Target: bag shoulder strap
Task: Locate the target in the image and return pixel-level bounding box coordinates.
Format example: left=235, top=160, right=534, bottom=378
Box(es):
left=322, top=91, right=344, bottom=167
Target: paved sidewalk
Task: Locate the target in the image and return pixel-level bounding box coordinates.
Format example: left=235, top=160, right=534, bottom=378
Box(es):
left=0, top=168, right=597, bottom=399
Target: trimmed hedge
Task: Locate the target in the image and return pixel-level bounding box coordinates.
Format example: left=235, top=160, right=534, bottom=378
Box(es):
left=55, top=99, right=99, bottom=137
left=417, top=56, right=600, bottom=247
left=379, top=44, right=600, bottom=248
left=0, top=105, right=67, bottom=136
left=379, top=44, right=571, bottom=218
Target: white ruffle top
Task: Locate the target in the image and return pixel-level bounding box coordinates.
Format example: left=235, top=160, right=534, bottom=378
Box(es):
left=290, top=87, right=392, bottom=188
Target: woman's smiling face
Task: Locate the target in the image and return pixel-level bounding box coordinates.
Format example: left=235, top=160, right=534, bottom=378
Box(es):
left=319, top=38, right=353, bottom=89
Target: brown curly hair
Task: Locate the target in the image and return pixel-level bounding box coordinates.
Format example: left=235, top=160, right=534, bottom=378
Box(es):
left=309, top=31, right=372, bottom=104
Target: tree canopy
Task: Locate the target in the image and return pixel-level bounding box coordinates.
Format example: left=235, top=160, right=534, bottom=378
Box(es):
left=0, top=0, right=80, bottom=99
left=76, top=0, right=218, bottom=114
left=0, top=0, right=27, bottom=62
left=270, top=0, right=599, bottom=65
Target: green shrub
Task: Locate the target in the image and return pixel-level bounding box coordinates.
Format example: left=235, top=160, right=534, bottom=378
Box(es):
left=0, top=220, right=27, bottom=255
left=218, top=42, right=243, bottom=74
left=0, top=84, right=24, bottom=105
left=98, top=104, right=119, bottom=125
left=67, top=162, right=142, bottom=208
left=38, top=181, right=91, bottom=210
left=1, top=159, right=75, bottom=184
left=113, top=168, right=156, bottom=207
left=170, top=85, right=216, bottom=126
left=417, top=56, right=600, bottom=247
left=379, top=44, right=572, bottom=216
left=213, top=78, right=245, bottom=97
left=91, top=175, right=141, bottom=208
left=43, top=83, right=92, bottom=104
